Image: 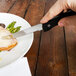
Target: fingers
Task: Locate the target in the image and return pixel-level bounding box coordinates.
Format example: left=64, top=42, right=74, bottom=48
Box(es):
left=58, top=15, right=76, bottom=27
left=67, top=0, right=76, bottom=12
left=40, top=0, right=67, bottom=23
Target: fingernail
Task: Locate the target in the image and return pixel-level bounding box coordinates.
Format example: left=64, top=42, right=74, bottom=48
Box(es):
left=58, top=22, right=64, bottom=27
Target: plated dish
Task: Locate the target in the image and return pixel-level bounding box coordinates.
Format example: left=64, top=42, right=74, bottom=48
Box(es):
left=0, top=13, right=33, bottom=68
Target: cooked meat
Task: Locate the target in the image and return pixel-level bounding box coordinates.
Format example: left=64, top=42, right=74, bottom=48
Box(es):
left=0, top=23, right=5, bottom=28
left=0, top=26, right=17, bottom=51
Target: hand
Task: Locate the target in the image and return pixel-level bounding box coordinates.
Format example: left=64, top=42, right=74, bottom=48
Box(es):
left=40, top=0, right=76, bottom=27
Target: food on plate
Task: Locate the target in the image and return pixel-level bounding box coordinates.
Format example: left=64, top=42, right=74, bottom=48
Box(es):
left=0, top=26, right=17, bottom=51
left=0, top=23, right=5, bottom=28
left=0, top=21, right=21, bottom=51
left=6, top=21, right=21, bottom=33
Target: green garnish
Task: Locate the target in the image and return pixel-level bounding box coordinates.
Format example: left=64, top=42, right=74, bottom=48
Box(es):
left=11, top=26, right=21, bottom=33
left=6, top=21, right=16, bottom=30
left=6, top=21, right=21, bottom=33
left=9, top=27, right=15, bottom=33
left=0, top=51, right=2, bottom=52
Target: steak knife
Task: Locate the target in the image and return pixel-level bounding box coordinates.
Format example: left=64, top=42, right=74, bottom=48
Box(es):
left=4, top=10, right=76, bottom=38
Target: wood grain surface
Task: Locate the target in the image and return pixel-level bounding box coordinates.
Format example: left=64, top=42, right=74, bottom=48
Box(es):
left=9, top=0, right=31, bottom=17
left=0, top=0, right=76, bottom=76
left=0, top=0, right=16, bottom=12
left=65, top=22, right=76, bottom=76
left=35, top=0, right=69, bottom=76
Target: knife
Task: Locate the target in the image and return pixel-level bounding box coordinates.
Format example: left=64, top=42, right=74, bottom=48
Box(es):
left=4, top=10, right=76, bottom=38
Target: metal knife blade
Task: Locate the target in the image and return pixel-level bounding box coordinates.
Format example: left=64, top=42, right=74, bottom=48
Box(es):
left=13, top=24, right=42, bottom=38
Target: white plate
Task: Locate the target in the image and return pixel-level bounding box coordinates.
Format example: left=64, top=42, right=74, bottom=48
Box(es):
left=0, top=13, right=34, bottom=68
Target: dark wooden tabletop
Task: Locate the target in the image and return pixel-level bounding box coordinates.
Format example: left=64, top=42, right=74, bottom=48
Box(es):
left=0, top=0, right=76, bottom=76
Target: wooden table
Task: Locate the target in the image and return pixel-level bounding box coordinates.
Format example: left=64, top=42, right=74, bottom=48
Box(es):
left=0, top=0, right=76, bottom=76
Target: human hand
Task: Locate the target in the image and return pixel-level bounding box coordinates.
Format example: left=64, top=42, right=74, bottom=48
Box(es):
left=40, top=0, right=76, bottom=27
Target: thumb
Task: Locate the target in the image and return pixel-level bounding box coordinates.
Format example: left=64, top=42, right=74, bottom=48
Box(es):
left=40, top=0, right=68, bottom=23
left=58, top=15, right=76, bottom=27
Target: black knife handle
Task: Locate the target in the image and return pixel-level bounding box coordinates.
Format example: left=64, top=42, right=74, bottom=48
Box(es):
left=43, top=10, right=76, bottom=32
